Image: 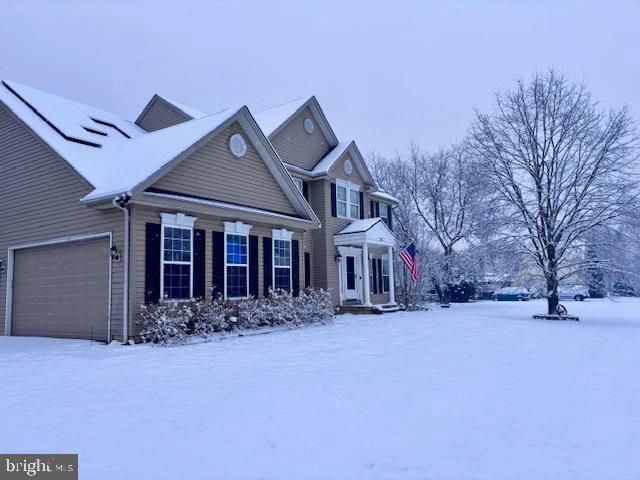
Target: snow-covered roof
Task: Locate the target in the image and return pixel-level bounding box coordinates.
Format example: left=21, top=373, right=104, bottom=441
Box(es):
left=0, top=80, right=146, bottom=188
left=311, top=141, right=352, bottom=175
left=253, top=96, right=312, bottom=137
left=83, top=106, right=243, bottom=202
left=368, top=190, right=399, bottom=204
left=156, top=94, right=208, bottom=119
left=0, top=80, right=244, bottom=202
left=337, top=218, right=382, bottom=234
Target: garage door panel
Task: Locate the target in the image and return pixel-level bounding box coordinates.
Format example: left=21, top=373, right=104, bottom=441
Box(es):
left=12, top=238, right=110, bottom=341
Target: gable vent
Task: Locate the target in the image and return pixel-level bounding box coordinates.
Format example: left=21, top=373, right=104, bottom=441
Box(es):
left=228, top=133, right=247, bottom=157
left=303, top=117, right=314, bottom=134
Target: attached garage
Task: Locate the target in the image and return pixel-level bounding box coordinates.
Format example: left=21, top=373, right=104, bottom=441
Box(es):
left=9, top=236, right=111, bottom=341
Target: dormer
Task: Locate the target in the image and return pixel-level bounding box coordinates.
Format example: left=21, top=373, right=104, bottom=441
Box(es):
left=135, top=94, right=207, bottom=132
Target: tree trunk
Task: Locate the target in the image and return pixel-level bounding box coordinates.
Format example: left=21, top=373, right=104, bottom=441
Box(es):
left=546, top=245, right=559, bottom=315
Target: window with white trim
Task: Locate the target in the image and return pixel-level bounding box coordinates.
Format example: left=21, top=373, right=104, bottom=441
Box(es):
left=382, top=256, right=390, bottom=293
left=224, top=221, right=252, bottom=299
left=336, top=180, right=360, bottom=220
left=293, top=178, right=304, bottom=194
left=273, top=239, right=291, bottom=292
left=272, top=229, right=293, bottom=292
left=160, top=213, right=196, bottom=300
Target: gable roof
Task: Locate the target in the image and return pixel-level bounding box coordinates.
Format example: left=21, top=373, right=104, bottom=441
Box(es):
left=253, top=95, right=339, bottom=145
left=135, top=93, right=208, bottom=127
left=0, top=80, right=319, bottom=226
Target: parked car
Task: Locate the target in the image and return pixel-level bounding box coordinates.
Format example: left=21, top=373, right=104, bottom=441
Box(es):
left=493, top=287, right=532, bottom=301
left=558, top=285, right=590, bottom=302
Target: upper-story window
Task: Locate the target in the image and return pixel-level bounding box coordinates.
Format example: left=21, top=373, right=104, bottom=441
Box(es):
left=380, top=203, right=390, bottom=227
left=293, top=178, right=304, bottom=194
left=337, top=179, right=360, bottom=220
left=160, top=213, right=197, bottom=300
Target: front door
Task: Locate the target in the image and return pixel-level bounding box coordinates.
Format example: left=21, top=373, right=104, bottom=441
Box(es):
left=343, top=253, right=361, bottom=301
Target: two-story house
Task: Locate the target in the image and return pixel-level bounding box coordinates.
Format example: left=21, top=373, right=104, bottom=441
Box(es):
left=0, top=80, right=397, bottom=343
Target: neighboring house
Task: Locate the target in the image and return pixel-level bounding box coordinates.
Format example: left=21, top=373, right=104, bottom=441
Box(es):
left=0, top=80, right=397, bottom=343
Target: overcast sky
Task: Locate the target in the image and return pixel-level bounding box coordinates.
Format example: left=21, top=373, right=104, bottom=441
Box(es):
left=1, top=0, right=638, bottom=156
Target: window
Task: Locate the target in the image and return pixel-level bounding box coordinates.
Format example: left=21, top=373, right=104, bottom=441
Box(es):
left=226, top=234, right=248, bottom=298
left=224, top=222, right=252, bottom=299
left=380, top=203, right=390, bottom=227
left=160, top=213, right=197, bottom=300
left=336, top=180, right=360, bottom=220
left=273, top=239, right=292, bottom=292
left=293, top=178, right=304, bottom=194
left=382, top=257, right=390, bottom=293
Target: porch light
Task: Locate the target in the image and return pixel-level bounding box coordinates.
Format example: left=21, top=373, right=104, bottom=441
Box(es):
left=0, top=260, right=4, bottom=273
left=334, top=251, right=342, bottom=262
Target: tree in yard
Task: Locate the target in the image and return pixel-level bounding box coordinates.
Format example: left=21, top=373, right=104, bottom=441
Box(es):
left=470, top=70, right=639, bottom=314
left=374, top=143, right=487, bottom=305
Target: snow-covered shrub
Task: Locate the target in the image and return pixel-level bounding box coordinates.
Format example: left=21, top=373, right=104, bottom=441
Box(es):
left=192, top=296, right=230, bottom=337
left=138, top=288, right=335, bottom=345
left=138, top=302, right=194, bottom=346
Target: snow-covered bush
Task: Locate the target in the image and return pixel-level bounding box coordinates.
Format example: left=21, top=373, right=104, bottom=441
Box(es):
left=138, top=302, right=194, bottom=346
left=137, top=288, right=334, bottom=345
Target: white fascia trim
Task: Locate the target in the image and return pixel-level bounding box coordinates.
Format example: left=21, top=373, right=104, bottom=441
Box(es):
left=142, top=192, right=320, bottom=228
left=272, top=228, right=293, bottom=241
left=160, top=212, right=197, bottom=228
left=225, top=221, right=253, bottom=235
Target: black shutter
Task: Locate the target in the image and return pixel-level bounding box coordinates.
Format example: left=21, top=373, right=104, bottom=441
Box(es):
left=369, top=201, right=375, bottom=218
left=193, top=229, right=206, bottom=299
left=302, top=181, right=309, bottom=201
left=249, top=235, right=258, bottom=297
left=145, top=223, right=161, bottom=303
left=212, top=231, right=224, bottom=298
left=359, top=191, right=365, bottom=219
left=292, top=240, right=300, bottom=296
left=375, top=202, right=380, bottom=218
left=330, top=182, right=337, bottom=217
left=372, top=258, right=378, bottom=294
left=378, top=258, right=384, bottom=293
left=263, top=237, right=272, bottom=296
left=387, top=204, right=393, bottom=230
left=304, top=252, right=311, bottom=288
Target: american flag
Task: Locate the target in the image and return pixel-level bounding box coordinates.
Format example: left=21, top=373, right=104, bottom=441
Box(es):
left=399, top=242, right=419, bottom=282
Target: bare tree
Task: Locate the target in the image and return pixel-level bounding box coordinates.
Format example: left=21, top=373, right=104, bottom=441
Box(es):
left=374, top=143, right=486, bottom=304
left=471, top=70, right=639, bottom=314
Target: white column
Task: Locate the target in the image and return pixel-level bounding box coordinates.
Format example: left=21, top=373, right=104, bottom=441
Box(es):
left=387, top=245, right=396, bottom=305
left=362, top=243, right=372, bottom=306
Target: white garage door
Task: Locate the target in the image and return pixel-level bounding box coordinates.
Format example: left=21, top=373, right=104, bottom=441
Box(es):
left=11, top=237, right=110, bottom=341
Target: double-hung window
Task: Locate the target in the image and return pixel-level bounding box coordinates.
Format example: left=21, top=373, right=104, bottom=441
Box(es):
left=380, top=203, right=390, bottom=227
left=336, top=180, right=360, bottom=220
left=161, top=213, right=196, bottom=300
left=272, top=229, right=293, bottom=292
left=225, top=221, right=252, bottom=299
left=381, top=256, right=390, bottom=293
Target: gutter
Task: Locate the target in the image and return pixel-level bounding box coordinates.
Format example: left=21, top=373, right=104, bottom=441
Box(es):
left=112, top=193, right=131, bottom=344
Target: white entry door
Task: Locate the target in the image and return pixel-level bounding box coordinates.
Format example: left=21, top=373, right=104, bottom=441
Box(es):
left=340, top=248, right=362, bottom=302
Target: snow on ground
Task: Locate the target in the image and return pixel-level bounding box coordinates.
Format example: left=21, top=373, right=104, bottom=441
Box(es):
left=1, top=298, right=639, bottom=480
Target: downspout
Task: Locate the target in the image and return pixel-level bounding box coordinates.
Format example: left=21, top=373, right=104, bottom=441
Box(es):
left=112, top=193, right=131, bottom=344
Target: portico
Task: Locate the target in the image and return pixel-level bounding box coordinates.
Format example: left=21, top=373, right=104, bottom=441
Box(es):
left=334, top=218, right=396, bottom=309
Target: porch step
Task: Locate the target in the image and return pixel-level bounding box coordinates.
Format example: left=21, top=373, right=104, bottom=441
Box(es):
left=338, top=304, right=403, bottom=315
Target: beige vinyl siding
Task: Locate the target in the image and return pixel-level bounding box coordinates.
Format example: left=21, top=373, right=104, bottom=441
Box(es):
left=0, top=102, right=125, bottom=339
left=130, top=205, right=305, bottom=334
left=270, top=107, right=333, bottom=170
left=151, top=122, right=298, bottom=216
left=329, top=153, right=366, bottom=185
left=136, top=97, right=191, bottom=132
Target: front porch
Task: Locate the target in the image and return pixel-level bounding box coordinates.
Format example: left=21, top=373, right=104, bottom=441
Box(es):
left=334, top=218, right=397, bottom=312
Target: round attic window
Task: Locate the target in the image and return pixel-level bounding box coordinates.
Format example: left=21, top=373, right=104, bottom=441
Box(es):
left=303, top=117, right=315, bottom=134
left=228, top=133, right=247, bottom=157
left=344, top=159, right=353, bottom=175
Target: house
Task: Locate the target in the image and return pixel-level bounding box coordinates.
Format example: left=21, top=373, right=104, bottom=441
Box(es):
left=0, top=80, right=397, bottom=342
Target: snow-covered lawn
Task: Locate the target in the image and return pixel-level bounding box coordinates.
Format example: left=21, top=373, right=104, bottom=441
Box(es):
left=1, top=298, right=639, bottom=479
